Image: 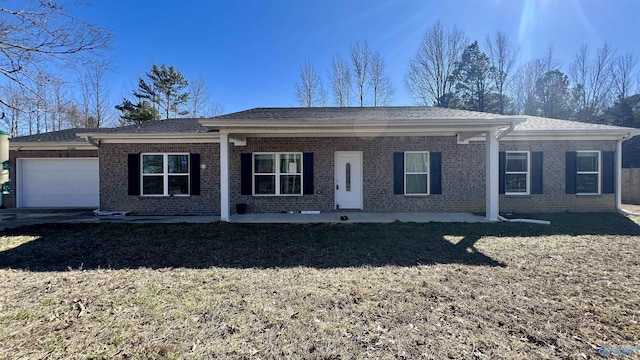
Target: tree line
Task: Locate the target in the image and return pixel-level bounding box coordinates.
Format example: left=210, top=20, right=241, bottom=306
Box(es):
left=295, top=40, right=395, bottom=107
left=0, top=1, right=223, bottom=137
left=296, top=22, right=639, bottom=130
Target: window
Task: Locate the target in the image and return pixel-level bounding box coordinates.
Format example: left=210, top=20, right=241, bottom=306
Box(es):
left=253, top=153, right=302, bottom=195
left=505, top=152, right=529, bottom=195
left=405, top=151, right=429, bottom=195
left=141, top=153, right=189, bottom=196
left=576, top=151, right=600, bottom=194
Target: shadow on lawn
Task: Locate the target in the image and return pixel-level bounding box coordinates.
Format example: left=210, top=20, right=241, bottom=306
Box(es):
left=0, top=213, right=638, bottom=271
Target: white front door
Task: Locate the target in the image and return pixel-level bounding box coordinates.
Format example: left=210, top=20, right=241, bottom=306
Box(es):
left=334, top=151, right=363, bottom=210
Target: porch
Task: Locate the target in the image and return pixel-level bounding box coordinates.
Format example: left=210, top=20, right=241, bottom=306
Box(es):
left=230, top=212, right=488, bottom=223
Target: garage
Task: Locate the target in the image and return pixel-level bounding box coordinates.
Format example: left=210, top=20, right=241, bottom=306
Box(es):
left=18, top=158, right=99, bottom=208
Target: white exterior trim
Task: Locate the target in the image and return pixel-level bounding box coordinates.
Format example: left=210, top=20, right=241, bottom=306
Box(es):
left=140, top=153, right=190, bottom=197
left=575, top=150, right=601, bottom=195
left=252, top=152, right=303, bottom=196
left=10, top=142, right=97, bottom=151
left=220, top=133, right=230, bottom=222
left=504, top=151, right=530, bottom=196
left=486, top=131, right=499, bottom=221
left=404, top=151, right=430, bottom=196
left=616, top=139, right=624, bottom=211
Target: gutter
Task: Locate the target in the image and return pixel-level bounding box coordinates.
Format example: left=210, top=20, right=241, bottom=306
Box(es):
left=496, top=120, right=517, bottom=140
left=85, top=136, right=100, bottom=147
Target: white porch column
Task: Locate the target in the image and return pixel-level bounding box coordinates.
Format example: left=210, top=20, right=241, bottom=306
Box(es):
left=616, top=139, right=623, bottom=212
left=220, top=132, right=230, bottom=222
left=486, top=131, right=499, bottom=221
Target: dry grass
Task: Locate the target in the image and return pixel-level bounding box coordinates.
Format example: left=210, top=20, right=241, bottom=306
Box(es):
left=0, top=213, right=639, bottom=359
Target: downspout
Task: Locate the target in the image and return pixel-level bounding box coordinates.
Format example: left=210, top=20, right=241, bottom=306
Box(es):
left=496, top=121, right=517, bottom=141
left=495, top=119, right=551, bottom=224
left=84, top=136, right=100, bottom=148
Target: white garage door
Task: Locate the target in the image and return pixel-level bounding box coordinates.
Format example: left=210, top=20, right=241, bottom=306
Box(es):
left=18, top=158, right=99, bottom=208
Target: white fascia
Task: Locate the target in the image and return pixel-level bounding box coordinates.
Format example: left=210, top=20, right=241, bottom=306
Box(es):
left=10, top=141, right=97, bottom=151
left=77, top=132, right=221, bottom=144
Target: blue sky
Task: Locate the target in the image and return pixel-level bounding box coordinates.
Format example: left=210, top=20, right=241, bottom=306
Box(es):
left=66, top=0, right=639, bottom=114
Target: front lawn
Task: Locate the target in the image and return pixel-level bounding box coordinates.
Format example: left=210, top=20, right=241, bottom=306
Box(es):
left=1, top=213, right=639, bottom=359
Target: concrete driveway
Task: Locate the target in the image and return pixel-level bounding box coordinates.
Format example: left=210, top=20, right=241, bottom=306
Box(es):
left=0, top=208, right=97, bottom=231
left=0, top=208, right=220, bottom=231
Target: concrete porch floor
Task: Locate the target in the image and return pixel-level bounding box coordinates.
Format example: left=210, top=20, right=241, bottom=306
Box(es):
left=230, top=212, right=488, bottom=223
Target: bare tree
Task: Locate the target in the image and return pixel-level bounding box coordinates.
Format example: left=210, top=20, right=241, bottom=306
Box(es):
left=405, top=22, right=467, bottom=107
left=295, top=60, right=326, bottom=107
left=205, top=102, right=225, bottom=117
left=0, top=1, right=112, bottom=112
left=85, top=62, right=111, bottom=127
left=612, top=53, right=637, bottom=100
left=570, top=43, right=616, bottom=121
left=485, top=31, right=519, bottom=114
left=0, top=83, right=24, bottom=136
left=369, top=52, right=394, bottom=106
left=512, top=59, right=547, bottom=115
left=48, top=77, right=70, bottom=131
left=329, top=54, right=352, bottom=107
left=350, top=40, right=372, bottom=107
left=189, top=76, right=209, bottom=118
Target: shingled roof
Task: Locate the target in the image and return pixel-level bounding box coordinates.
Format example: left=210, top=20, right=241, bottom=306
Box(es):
left=213, top=106, right=503, bottom=121
left=213, top=107, right=635, bottom=132
left=9, top=108, right=637, bottom=145
left=10, top=118, right=214, bottom=143
left=10, top=127, right=110, bottom=143
left=81, top=118, right=213, bottom=134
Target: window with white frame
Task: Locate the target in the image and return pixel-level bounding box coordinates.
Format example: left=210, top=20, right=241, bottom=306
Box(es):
left=505, top=151, right=529, bottom=194
left=576, top=151, right=600, bottom=194
left=253, top=153, right=302, bottom=195
left=141, top=153, right=189, bottom=196
left=405, top=151, right=429, bottom=195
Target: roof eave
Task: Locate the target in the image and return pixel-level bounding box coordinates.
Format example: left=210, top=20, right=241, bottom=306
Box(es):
left=10, top=141, right=97, bottom=151
left=77, top=132, right=220, bottom=143
left=502, top=129, right=640, bottom=141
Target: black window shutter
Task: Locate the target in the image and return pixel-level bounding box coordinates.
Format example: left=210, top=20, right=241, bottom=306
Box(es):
left=128, top=153, right=140, bottom=196
left=430, top=152, right=442, bottom=194
left=602, top=150, right=615, bottom=194
left=303, top=153, right=314, bottom=195
left=531, top=152, right=543, bottom=194
left=566, top=151, right=577, bottom=194
left=499, top=152, right=506, bottom=195
left=190, top=154, right=201, bottom=195
left=393, top=152, right=404, bottom=194
left=240, top=153, right=252, bottom=195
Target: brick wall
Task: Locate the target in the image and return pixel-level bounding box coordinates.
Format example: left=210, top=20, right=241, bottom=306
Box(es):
left=3, top=149, right=98, bottom=208
left=500, top=140, right=616, bottom=213
left=230, top=137, right=618, bottom=214
left=99, top=143, right=219, bottom=215
left=231, top=136, right=486, bottom=214
left=7, top=137, right=616, bottom=215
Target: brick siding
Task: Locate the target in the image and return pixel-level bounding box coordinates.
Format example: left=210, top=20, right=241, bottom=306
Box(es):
left=230, top=137, right=617, bottom=214
left=99, top=143, right=219, bottom=215
left=500, top=140, right=616, bottom=213
left=6, top=137, right=617, bottom=215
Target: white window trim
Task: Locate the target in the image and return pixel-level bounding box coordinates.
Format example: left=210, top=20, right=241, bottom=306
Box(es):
left=141, top=153, right=190, bottom=197
left=505, top=151, right=530, bottom=196
left=252, top=152, right=303, bottom=196
left=404, top=151, right=430, bottom=196
left=576, top=150, right=601, bottom=195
